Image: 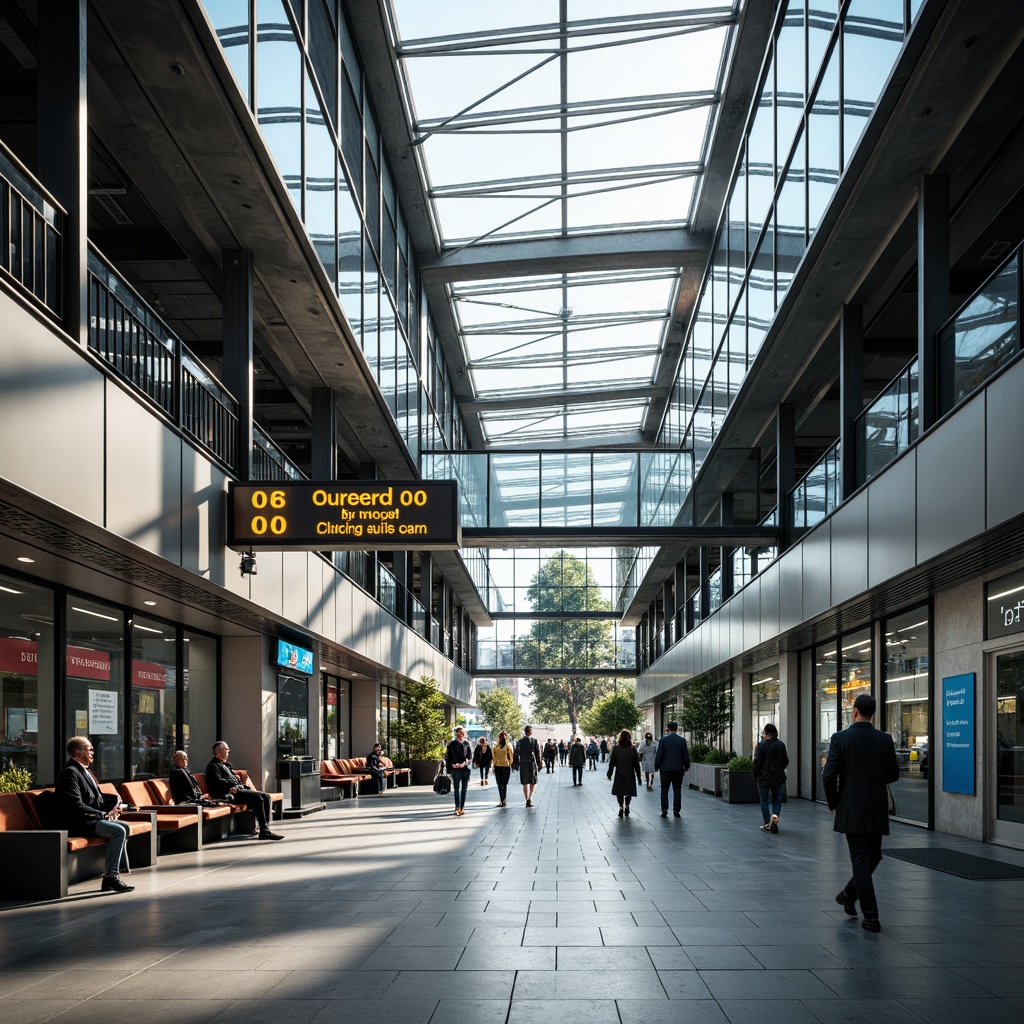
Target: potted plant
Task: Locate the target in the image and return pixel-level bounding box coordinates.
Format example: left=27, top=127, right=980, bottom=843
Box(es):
left=679, top=675, right=735, bottom=796
left=721, top=755, right=760, bottom=803
left=392, top=675, right=451, bottom=785
left=0, top=765, right=33, bottom=793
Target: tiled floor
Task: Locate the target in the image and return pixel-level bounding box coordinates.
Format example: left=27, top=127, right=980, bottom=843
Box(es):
left=3, top=766, right=1024, bottom=1024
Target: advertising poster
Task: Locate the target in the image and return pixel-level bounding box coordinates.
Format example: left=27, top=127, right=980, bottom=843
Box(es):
left=942, top=672, right=975, bottom=795
left=89, top=689, right=119, bottom=735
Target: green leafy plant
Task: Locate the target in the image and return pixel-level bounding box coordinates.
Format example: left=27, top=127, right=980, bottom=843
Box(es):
left=703, top=748, right=733, bottom=765
left=476, top=685, right=524, bottom=740
left=392, top=676, right=450, bottom=762
left=727, top=756, right=753, bottom=772
left=679, top=674, right=734, bottom=749
left=0, top=765, right=33, bottom=793
left=579, top=686, right=643, bottom=737
left=689, top=742, right=713, bottom=763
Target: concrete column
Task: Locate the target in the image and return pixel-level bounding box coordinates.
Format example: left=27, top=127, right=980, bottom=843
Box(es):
left=37, top=0, right=87, bottom=344
left=839, top=304, right=863, bottom=497
left=223, top=249, right=255, bottom=479
left=733, top=670, right=753, bottom=757
left=311, top=387, right=337, bottom=480
left=351, top=678, right=380, bottom=757
left=220, top=635, right=276, bottom=789
left=776, top=404, right=795, bottom=551
left=778, top=650, right=801, bottom=795
left=918, top=173, right=950, bottom=430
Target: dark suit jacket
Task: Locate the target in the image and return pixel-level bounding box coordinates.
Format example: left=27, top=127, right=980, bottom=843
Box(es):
left=821, top=720, right=900, bottom=834
left=205, top=757, right=244, bottom=798
left=54, top=759, right=106, bottom=836
left=170, top=764, right=204, bottom=803
left=654, top=731, right=690, bottom=773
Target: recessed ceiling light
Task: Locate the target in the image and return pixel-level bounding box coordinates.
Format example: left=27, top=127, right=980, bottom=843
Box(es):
left=17, top=556, right=35, bottom=563
left=0, top=585, right=24, bottom=595
left=143, top=600, right=157, bottom=606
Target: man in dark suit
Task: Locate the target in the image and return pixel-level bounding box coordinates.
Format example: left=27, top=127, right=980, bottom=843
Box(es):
left=822, top=693, right=900, bottom=932
left=205, top=741, right=284, bottom=840
left=169, top=749, right=206, bottom=803
left=654, top=721, right=691, bottom=818
left=54, top=736, right=134, bottom=893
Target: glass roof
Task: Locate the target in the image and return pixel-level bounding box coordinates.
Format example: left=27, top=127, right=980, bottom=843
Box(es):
left=390, top=1, right=741, bottom=448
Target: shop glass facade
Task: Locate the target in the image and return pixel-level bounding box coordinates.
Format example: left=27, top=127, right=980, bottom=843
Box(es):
left=131, top=613, right=177, bottom=779
left=883, top=606, right=930, bottom=824
left=751, top=665, right=780, bottom=755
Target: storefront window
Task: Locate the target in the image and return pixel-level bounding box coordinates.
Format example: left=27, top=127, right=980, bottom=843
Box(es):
left=840, top=627, right=872, bottom=728
left=65, top=596, right=125, bottom=781
left=883, top=606, right=929, bottom=823
left=996, top=650, right=1024, bottom=828
left=277, top=674, right=309, bottom=756
left=379, top=684, right=399, bottom=757
left=814, top=642, right=838, bottom=787
left=0, top=576, right=54, bottom=785
left=322, top=675, right=350, bottom=760
left=751, top=665, right=780, bottom=754
left=130, top=614, right=176, bottom=779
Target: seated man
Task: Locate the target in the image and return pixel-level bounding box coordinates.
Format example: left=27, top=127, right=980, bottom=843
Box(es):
left=205, top=741, right=284, bottom=840
left=54, top=736, right=134, bottom=893
left=364, top=744, right=388, bottom=795
left=169, top=749, right=214, bottom=804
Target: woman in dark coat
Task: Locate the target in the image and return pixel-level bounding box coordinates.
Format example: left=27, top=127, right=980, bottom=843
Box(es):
left=752, top=723, right=789, bottom=832
left=607, top=729, right=642, bottom=817
left=472, top=737, right=493, bottom=786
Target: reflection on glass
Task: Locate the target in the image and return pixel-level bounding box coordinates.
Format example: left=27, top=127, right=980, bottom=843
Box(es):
left=747, top=61, right=774, bottom=235
left=256, top=0, right=302, bottom=212
left=884, top=606, right=929, bottom=823
left=814, top=642, right=838, bottom=796
left=66, top=597, right=125, bottom=782
left=996, top=650, right=1024, bottom=825
left=0, top=576, right=53, bottom=786
left=183, top=631, right=216, bottom=763
left=840, top=628, right=872, bottom=729
left=305, top=73, right=337, bottom=284
left=751, top=666, right=781, bottom=756
left=808, top=45, right=839, bottom=237
left=775, top=2, right=805, bottom=167
left=131, top=615, right=176, bottom=779
left=278, top=674, right=309, bottom=756
left=204, top=0, right=250, bottom=104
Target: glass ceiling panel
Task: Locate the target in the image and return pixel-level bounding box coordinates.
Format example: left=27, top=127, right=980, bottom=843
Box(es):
left=391, top=1, right=741, bottom=448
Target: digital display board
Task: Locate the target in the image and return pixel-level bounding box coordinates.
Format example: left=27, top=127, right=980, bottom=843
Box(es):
left=229, top=480, right=460, bottom=550
left=275, top=639, right=314, bottom=675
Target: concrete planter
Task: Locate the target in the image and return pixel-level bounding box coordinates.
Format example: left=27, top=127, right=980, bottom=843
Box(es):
left=688, top=762, right=724, bottom=796
left=409, top=759, right=441, bottom=786
left=721, top=770, right=760, bottom=803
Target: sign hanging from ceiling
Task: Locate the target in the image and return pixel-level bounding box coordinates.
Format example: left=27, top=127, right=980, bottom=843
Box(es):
left=228, top=480, right=461, bottom=550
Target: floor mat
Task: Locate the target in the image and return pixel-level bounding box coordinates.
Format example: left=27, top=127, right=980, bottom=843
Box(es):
left=885, top=847, right=1024, bottom=879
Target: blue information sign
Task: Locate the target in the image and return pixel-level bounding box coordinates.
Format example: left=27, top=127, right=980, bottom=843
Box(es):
left=941, top=672, right=975, bottom=795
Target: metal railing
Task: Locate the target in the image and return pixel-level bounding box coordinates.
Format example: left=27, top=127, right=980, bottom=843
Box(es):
left=253, top=424, right=305, bottom=481
left=87, top=246, right=238, bottom=468
left=0, top=139, right=63, bottom=319
left=791, top=439, right=841, bottom=529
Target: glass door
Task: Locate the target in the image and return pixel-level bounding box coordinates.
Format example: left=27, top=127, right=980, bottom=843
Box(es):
left=992, top=648, right=1024, bottom=847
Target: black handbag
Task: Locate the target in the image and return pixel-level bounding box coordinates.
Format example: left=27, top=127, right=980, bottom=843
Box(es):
left=432, top=761, right=452, bottom=795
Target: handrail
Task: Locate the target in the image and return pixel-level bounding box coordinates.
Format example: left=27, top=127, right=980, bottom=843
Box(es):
left=0, top=140, right=64, bottom=318
left=936, top=242, right=1020, bottom=340
left=253, top=424, right=305, bottom=481
left=790, top=439, right=841, bottom=529
left=854, top=355, right=918, bottom=484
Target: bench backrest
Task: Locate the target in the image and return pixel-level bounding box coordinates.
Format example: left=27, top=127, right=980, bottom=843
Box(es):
left=20, top=789, right=56, bottom=829
left=321, top=760, right=340, bottom=776
left=148, top=778, right=173, bottom=804
left=193, top=772, right=209, bottom=794
left=380, top=756, right=394, bottom=768
left=119, top=780, right=154, bottom=807
left=0, top=792, right=34, bottom=831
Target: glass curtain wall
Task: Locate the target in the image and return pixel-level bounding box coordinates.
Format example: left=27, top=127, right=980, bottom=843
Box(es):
left=379, top=683, right=400, bottom=757
left=201, top=0, right=464, bottom=467
left=277, top=673, right=309, bottom=756
left=183, top=631, right=218, bottom=762
left=883, top=606, right=929, bottom=824
left=130, top=614, right=177, bottom=779
left=751, top=665, right=780, bottom=755
left=322, top=673, right=349, bottom=760
left=0, top=575, right=54, bottom=785
left=657, top=1, right=911, bottom=477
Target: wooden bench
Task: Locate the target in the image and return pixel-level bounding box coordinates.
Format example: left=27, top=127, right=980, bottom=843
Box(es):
left=115, top=781, right=205, bottom=852
left=379, top=756, right=411, bottom=787
left=0, top=790, right=156, bottom=901
left=325, top=757, right=411, bottom=795
left=320, top=760, right=359, bottom=798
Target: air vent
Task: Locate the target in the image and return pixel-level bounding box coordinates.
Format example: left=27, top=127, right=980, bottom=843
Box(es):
left=93, top=192, right=133, bottom=226
left=980, top=241, right=1013, bottom=262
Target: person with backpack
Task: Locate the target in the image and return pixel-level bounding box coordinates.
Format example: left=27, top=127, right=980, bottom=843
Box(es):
left=752, top=723, right=790, bottom=833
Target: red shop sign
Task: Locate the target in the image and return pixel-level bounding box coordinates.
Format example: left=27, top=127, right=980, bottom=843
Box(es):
left=66, top=646, right=111, bottom=681
left=133, top=660, right=167, bottom=689
left=0, top=637, right=38, bottom=675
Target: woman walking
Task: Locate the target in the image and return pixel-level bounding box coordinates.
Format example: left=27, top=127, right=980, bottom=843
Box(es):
left=639, top=732, right=658, bottom=791
left=514, top=725, right=542, bottom=807
left=752, top=723, right=789, bottom=832
left=491, top=731, right=514, bottom=806
left=445, top=726, right=472, bottom=816
left=473, top=736, right=493, bottom=786
left=607, top=729, right=642, bottom=817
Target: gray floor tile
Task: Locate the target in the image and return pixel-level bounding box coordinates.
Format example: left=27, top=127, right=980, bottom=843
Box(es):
left=617, top=999, right=729, bottom=1024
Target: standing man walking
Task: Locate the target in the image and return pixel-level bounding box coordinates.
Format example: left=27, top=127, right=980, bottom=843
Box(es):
left=821, top=693, right=900, bottom=933
left=654, top=721, right=690, bottom=818
left=446, top=727, right=473, bottom=816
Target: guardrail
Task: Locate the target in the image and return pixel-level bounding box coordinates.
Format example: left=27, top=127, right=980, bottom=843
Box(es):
left=0, top=138, right=63, bottom=319
left=791, top=439, right=841, bottom=529
left=253, top=424, right=305, bottom=481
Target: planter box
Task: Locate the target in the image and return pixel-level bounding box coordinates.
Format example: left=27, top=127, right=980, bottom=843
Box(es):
left=721, top=770, right=760, bottom=803
left=409, top=759, right=441, bottom=786
left=688, top=762, right=724, bottom=796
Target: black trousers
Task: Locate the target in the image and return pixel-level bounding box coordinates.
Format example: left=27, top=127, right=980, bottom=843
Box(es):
left=660, top=770, right=684, bottom=813
left=842, top=832, right=884, bottom=919
left=232, top=789, right=272, bottom=830
left=365, top=766, right=386, bottom=793
left=493, top=766, right=511, bottom=801
left=572, top=765, right=583, bottom=785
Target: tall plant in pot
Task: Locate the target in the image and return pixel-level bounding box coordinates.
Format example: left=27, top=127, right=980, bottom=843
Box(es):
left=679, top=675, right=734, bottom=795
left=392, top=676, right=450, bottom=785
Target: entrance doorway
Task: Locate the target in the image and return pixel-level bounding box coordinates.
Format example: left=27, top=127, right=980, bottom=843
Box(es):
left=991, top=648, right=1024, bottom=847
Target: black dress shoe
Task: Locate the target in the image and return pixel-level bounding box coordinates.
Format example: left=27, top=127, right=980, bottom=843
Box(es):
left=861, top=918, right=881, bottom=932
left=258, top=830, right=285, bottom=840
left=101, top=875, right=134, bottom=893
left=673, top=811, right=681, bottom=818
left=661, top=810, right=668, bottom=817
left=835, top=890, right=857, bottom=916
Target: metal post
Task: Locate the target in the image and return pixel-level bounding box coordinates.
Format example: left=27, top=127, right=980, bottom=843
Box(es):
left=839, top=304, right=863, bottom=498
left=918, top=174, right=949, bottom=430
left=223, top=249, right=255, bottom=479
